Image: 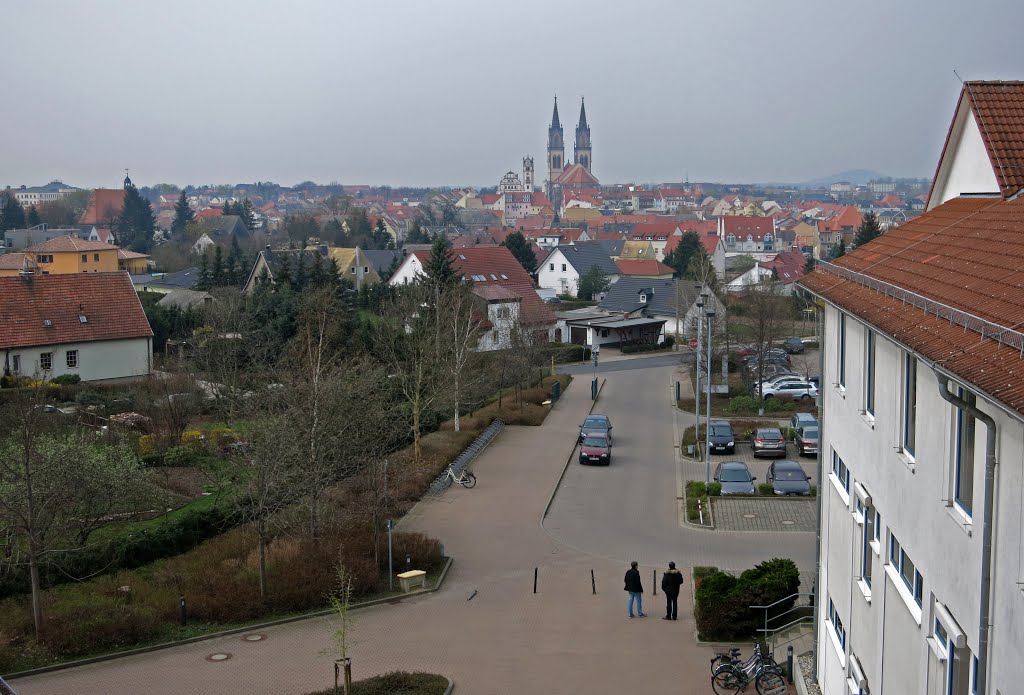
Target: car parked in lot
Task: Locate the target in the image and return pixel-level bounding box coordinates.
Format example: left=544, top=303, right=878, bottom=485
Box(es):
left=766, top=460, right=812, bottom=495
left=762, top=381, right=818, bottom=400
left=749, top=365, right=798, bottom=384
left=579, top=415, right=612, bottom=443
left=760, top=374, right=808, bottom=392
left=713, top=461, right=757, bottom=495
left=752, top=428, right=787, bottom=457
left=707, top=420, right=735, bottom=454
left=793, top=425, right=819, bottom=456
left=579, top=433, right=611, bottom=465
left=790, top=413, right=817, bottom=431
left=782, top=337, right=806, bottom=354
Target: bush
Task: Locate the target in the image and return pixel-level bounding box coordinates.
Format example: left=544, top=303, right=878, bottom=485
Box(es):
left=621, top=341, right=674, bottom=354
left=137, top=434, right=156, bottom=456
left=51, top=374, right=81, bottom=385
left=758, top=483, right=775, bottom=496
left=762, top=397, right=796, bottom=413
left=694, top=559, right=801, bottom=641
left=163, top=445, right=200, bottom=467
left=809, top=485, right=818, bottom=498
left=727, top=395, right=760, bottom=414
left=708, top=482, right=722, bottom=496
left=306, top=672, right=449, bottom=695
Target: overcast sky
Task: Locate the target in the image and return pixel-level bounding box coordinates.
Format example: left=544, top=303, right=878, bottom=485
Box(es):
left=5, top=0, right=1024, bottom=190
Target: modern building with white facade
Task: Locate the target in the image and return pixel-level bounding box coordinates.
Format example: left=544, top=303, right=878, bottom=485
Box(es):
left=800, top=80, right=1024, bottom=695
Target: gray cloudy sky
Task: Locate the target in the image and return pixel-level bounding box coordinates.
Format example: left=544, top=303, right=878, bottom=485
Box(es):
left=6, top=0, right=1024, bottom=189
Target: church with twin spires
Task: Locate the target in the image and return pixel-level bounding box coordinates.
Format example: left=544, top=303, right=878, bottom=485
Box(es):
left=545, top=96, right=599, bottom=207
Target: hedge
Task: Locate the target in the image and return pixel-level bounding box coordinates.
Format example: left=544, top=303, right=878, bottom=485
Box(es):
left=621, top=337, right=675, bottom=354
left=694, top=558, right=800, bottom=641
left=305, top=671, right=449, bottom=695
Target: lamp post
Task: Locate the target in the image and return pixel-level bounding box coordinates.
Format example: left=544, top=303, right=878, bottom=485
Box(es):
left=704, top=302, right=716, bottom=485
left=694, top=292, right=704, bottom=454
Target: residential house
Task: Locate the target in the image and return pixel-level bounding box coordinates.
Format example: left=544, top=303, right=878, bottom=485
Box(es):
left=800, top=80, right=1024, bottom=695
left=242, top=246, right=331, bottom=293
left=0, top=272, right=152, bottom=382
left=156, top=289, right=213, bottom=310
left=4, top=224, right=80, bottom=250
left=362, top=249, right=402, bottom=279
left=755, top=249, right=806, bottom=292
left=597, top=277, right=724, bottom=339
left=304, top=245, right=381, bottom=289
left=661, top=224, right=726, bottom=279
left=193, top=215, right=251, bottom=254
left=24, top=235, right=120, bottom=274
left=718, top=216, right=778, bottom=256
left=618, top=239, right=658, bottom=260
left=537, top=242, right=621, bottom=297
left=132, top=267, right=200, bottom=295
left=0, top=253, right=38, bottom=277
left=614, top=259, right=674, bottom=279
left=117, top=249, right=150, bottom=274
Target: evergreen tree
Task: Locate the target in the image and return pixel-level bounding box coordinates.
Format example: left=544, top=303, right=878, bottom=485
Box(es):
left=834, top=239, right=846, bottom=258
left=293, top=252, right=307, bottom=291
left=326, top=257, right=342, bottom=286
left=804, top=254, right=815, bottom=274
left=197, top=251, right=211, bottom=290
left=664, top=231, right=701, bottom=278
left=405, top=219, right=429, bottom=244
left=276, top=253, right=293, bottom=288
left=222, top=200, right=235, bottom=217
left=240, top=199, right=257, bottom=231
left=226, top=236, right=242, bottom=286
left=853, top=211, right=883, bottom=247
left=501, top=231, right=538, bottom=275
left=309, top=252, right=327, bottom=287
left=114, top=184, right=156, bottom=252
left=0, top=192, right=26, bottom=231
left=424, top=234, right=458, bottom=287
left=372, top=219, right=390, bottom=249
left=171, top=191, right=195, bottom=235
left=211, top=245, right=225, bottom=286
left=26, top=205, right=41, bottom=227
left=577, top=266, right=611, bottom=300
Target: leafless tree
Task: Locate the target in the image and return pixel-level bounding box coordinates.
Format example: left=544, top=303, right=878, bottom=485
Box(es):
left=740, top=279, right=787, bottom=399
left=131, top=372, right=199, bottom=451
left=438, top=284, right=485, bottom=431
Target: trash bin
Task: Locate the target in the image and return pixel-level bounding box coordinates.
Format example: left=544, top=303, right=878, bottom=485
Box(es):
left=687, top=445, right=695, bottom=456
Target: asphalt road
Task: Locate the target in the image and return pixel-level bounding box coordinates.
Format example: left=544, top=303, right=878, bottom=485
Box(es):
left=543, top=363, right=818, bottom=573
left=558, top=353, right=686, bottom=375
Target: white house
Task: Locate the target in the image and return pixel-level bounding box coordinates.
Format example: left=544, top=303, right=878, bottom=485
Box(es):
left=1, top=272, right=152, bottom=382
left=537, top=241, right=620, bottom=297
left=800, top=80, right=1024, bottom=695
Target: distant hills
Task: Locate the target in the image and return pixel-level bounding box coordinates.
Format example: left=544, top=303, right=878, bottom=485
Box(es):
left=758, top=169, right=887, bottom=189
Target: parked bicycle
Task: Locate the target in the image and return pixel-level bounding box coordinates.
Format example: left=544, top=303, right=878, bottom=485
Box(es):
left=710, top=644, right=786, bottom=695
left=445, top=465, right=476, bottom=488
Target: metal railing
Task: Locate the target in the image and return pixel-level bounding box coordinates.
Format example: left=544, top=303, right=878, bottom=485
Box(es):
left=429, top=419, right=505, bottom=495
left=817, top=260, right=1024, bottom=353
left=0, top=675, right=17, bottom=695
left=750, top=591, right=815, bottom=658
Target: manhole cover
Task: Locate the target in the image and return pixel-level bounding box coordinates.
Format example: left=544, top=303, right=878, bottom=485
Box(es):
left=206, top=653, right=232, bottom=662
left=742, top=514, right=757, bottom=519
left=782, top=520, right=796, bottom=526
left=242, top=634, right=265, bottom=642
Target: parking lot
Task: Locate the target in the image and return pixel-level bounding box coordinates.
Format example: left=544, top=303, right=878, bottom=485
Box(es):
left=700, top=440, right=818, bottom=484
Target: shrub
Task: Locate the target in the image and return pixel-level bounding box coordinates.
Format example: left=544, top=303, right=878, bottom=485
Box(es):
left=163, top=445, right=200, bottom=467
left=758, top=483, right=775, bottom=496
left=180, top=431, right=205, bottom=449
left=137, top=434, right=156, bottom=456
left=763, top=397, right=796, bottom=413
left=809, top=485, right=818, bottom=498
left=708, top=482, right=722, bottom=496
left=51, top=374, right=81, bottom=385
left=694, top=559, right=800, bottom=641
left=390, top=532, right=444, bottom=573
left=727, top=395, right=760, bottom=414
left=304, top=672, right=450, bottom=695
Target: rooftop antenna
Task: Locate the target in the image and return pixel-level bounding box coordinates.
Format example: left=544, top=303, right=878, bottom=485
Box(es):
left=953, top=69, right=964, bottom=85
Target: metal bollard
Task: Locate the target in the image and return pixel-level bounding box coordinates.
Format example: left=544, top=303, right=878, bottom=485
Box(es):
left=533, top=567, right=538, bottom=594
left=178, top=595, right=187, bottom=626
left=406, top=554, right=411, bottom=572
left=787, top=645, right=794, bottom=684
left=591, top=569, right=596, bottom=595
left=653, top=569, right=657, bottom=596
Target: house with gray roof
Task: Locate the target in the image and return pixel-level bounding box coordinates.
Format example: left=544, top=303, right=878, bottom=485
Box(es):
left=536, top=241, right=621, bottom=298
left=598, top=277, right=724, bottom=339
left=132, top=267, right=201, bottom=294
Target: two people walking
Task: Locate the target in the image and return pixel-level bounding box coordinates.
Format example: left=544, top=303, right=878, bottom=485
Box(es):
left=623, top=560, right=684, bottom=620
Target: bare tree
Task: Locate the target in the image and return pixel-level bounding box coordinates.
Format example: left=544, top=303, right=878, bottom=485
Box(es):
left=438, top=284, right=484, bottom=431
left=132, top=372, right=199, bottom=451
left=741, top=279, right=786, bottom=399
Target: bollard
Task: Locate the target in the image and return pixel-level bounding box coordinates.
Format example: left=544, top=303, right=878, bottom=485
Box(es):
left=675, top=381, right=681, bottom=401
left=178, top=595, right=187, bottom=626
left=591, top=569, right=596, bottom=595
left=787, top=645, right=794, bottom=684
left=591, top=378, right=598, bottom=400
left=533, top=567, right=538, bottom=594
left=652, top=569, right=657, bottom=596
left=406, top=554, right=412, bottom=573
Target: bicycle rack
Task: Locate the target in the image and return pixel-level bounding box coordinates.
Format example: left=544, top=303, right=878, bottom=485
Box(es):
left=429, top=419, right=505, bottom=496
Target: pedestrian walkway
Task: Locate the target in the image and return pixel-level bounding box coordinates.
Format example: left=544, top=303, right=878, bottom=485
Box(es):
left=12, top=378, right=716, bottom=695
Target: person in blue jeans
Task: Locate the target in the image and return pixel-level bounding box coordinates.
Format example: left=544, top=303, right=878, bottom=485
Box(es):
left=624, top=561, right=645, bottom=617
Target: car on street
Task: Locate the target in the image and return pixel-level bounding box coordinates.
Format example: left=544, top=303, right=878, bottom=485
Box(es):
left=579, top=414, right=612, bottom=443
left=790, top=413, right=817, bottom=431
left=793, top=425, right=819, bottom=456
left=579, top=433, right=612, bottom=465
left=713, top=461, right=756, bottom=495
left=752, top=428, right=787, bottom=457
left=782, top=337, right=806, bottom=354
left=766, top=460, right=812, bottom=495
left=762, top=381, right=818, bottom=400
left=707, top=420, right=735, bottom=454
left=544, top=296, right=561, bottom=304
left=733, top=343, right=758, bottom=358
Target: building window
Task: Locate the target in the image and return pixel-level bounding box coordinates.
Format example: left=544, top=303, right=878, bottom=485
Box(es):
left=955, top=389, right=976, bottom=517
left=889, top=534, right=923, bottom=606
left=37, top=254, right=53, bottom=264
left=839, top=313, right=846, bottom=387
left=865, top=329, right=876, bottom=416
left=66, top=350, right=78, bottom=368
left=82, top=254, right=87, bottom=262
left=861, top=499, right=875, bottom=587
left=831, top=450, right=850, bottom=492
left=948, top=641, right=971, bottom=695
left=903, top=354, right=917, bottom=456
left=828, top=598, right=846, bottom=651
left=549, top=263, right=554, bottom=271
left=11, top=355, right=20, bottom=373
left=495, top=306, right=510, bottom=319
left=94, top=253, right=100, bottom=262
left=561, top=264, right=567, bottom=272
left=40, top=352, right=52, bottom=372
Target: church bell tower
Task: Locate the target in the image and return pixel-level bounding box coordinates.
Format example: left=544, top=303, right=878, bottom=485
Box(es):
left=574, top=97, right=592, bottom=172
left=547, top=97, right=565, bottom=185
left=523, top=156, right=534, bottom=192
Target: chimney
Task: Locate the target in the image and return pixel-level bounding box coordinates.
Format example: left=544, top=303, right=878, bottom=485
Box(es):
left=319, top=244, right=329, bottom=257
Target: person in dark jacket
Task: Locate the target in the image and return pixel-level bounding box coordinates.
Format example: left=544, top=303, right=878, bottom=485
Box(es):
left=661, top=561, right=684, bottom=620
left=624, top=561, right=645, bottom=617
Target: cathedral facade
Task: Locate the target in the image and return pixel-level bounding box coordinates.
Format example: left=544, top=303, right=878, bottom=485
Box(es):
left=546, top=96, right=599, bottom=207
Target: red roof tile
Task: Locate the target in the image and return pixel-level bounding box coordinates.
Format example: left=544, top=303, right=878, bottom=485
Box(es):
left=79, top=189, right=125, bottom=225
left=614, top=259, right=674, bottom=276
left=954, top=81, right=1024, bottom=200
left=0, top=272, right=153, bottom=349
left=554, top=164, right=600, bottom=187
left=0, top=253, right=33, bottom=271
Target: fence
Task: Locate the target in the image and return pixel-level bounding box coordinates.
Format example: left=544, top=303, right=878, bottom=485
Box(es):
left=0, top=675, right=16, bottom=695
left=429, top=419, right=505, bottom=495
left=750, top=591, right=816, bottom=659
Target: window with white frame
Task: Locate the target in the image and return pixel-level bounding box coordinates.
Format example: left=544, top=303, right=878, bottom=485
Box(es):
left=549, top=263, right=554, bottom=271
left=832, top=450, right=850, bottom=492
left=847, top=654, right=869, bottom=695
left=903, top=354, right=917, bottom=457
left=11, top=355, right=20, bottom=374
left=828, top=598, right=846, bottom=651
left=933, top=605, right=972, bottom=695
left=40, top=352, right=52, bottom=372
left=860, top=497, right=875, bottom=588
left=66, top=350, right=78, bottom=368
left=889, top=533, right=923, bottom=606
left=955, top=388, right=976, bottom=517
left=865, top=329, right=876, bottom=416
left=839, top=313, right=847, bottom=387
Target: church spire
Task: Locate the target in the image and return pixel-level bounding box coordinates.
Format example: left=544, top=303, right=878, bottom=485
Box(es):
left=578, top=96, right=588, bottom=130
left=574, top=97, right=592, bottom=172
left=551, top=95, right=561, bottom=130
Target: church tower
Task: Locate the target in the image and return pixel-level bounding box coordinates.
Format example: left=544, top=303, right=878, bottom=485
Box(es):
left=523, top=156, right=534, bottom=192
left=574, top=97, right=592, bottom=172
left=547, top=97, right=565, bottom=186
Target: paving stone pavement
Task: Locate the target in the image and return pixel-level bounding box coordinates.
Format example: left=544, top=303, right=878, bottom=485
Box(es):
left=711, top=497, right=817, bottom=532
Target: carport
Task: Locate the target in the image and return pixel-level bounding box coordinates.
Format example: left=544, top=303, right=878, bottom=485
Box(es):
left=564, top=316, right=667, bottom=349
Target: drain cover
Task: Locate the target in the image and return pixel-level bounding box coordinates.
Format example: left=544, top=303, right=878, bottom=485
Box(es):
left=206, top=652, right=232, bottom=662
left=242, top=634, right=265, bottom=642
left=742, top=514, right=757, bottom=519
left=782, top=520, right=796, bottom=526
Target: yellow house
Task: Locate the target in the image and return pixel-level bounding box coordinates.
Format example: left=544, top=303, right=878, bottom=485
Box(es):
left=304, top=245, right=382, bottom=288
left=24, top=235, right=120, bottom=275
left=618, top=239, right=657, bottom=260
left=0, top=253, right=39, bottom=277
left=562, top=207, right=603, bottom=223
left=118, top=249, right=151, bottom=274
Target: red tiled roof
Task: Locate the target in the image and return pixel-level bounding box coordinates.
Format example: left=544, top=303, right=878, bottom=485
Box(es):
left=407, top=246, right=555, bottom=326
left=944, top=81, right=1024, bottom=200
left=799, top=195, right=1024, bottom=417
left=117, top=249, right=150, bottom=259
left=758, top=249, right=806, bottom=285
left=554, top=163, right=600, bottom=187
left=0, top=272, right=153, bottom=349
left=0, top=253, right=33, bottom=270
left=25, top=235, right=117, bottom=253
left=472, top=285, right=521, bottom=301
left=614, top=259, right=674, bottom=276
left=195, top=208, right=223, bottom=219
left=720, top=216, right=775, bottom=238
left=79, top=189, right=125, bottom=225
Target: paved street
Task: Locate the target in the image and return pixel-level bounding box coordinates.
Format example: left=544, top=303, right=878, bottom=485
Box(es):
left=712, top=498, right=817, bottom=532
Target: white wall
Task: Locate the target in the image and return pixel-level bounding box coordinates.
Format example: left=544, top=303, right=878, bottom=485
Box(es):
left=388, top=254, right=424, bottom=285
left=930, top=103, right=1001, bottom=210
left=537, top=248, right=580, bottom=296
left=815, top=304, right=1024, bottom=695
left=7, top=337, right=151, bottom=382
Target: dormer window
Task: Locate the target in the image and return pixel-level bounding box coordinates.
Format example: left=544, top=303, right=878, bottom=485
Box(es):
left=43, top=319, right=53, bottom=328
left=79, top=314, right=88, bottom=324
left=639, top=294, right=647, bottom=303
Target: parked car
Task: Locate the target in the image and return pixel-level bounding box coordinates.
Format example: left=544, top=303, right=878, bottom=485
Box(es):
left=713, top=461, right=756, bottom=495
left=744, top=348, right=792, bottom=366
left=579, top=433, right=611, bottom=465
left=579, top=415, right=612, bottom=443
left=761, top=374, right=808, bottom=391
left=733, top=343, right=758, bottom=358
left=762, top=381, right=818, bottom=400
left=782, top=337, right=806, bottom=354
left=793, top=425, right=819, bottom=456
left=752, top=428, right=787, bottom=458
left=790, top=413, right=818, bottom=431
left=544, top=296, right=562, bottom=304
left=749, top=365, right=798, bottom=384
left=707, top=420, right=736, bottom=454
left=766, top=460, right=812, bottom=495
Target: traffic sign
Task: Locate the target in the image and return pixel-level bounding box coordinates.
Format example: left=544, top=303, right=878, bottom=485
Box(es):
left=689, top=338, right=699, bottom=350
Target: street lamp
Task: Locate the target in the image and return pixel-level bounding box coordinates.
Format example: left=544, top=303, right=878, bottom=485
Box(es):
left=694, top=291, right=704, bottom=452
left=704, top=301, right=717, bottom=485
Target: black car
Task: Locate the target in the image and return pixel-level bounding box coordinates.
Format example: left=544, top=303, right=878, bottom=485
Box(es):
left=713, top=461, right=756, bottom=495
left=752, top=428, right=787, bottom=458
left=782, top=337, right=806, bottom=354
left=707, top=420, right=735, bottom=454
left=579, top=415, right=612, bottom=443
left=766, top=460, right=812, bottom=495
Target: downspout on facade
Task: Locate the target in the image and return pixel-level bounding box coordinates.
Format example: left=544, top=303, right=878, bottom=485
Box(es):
left=934, top=371, right=998, bottom=695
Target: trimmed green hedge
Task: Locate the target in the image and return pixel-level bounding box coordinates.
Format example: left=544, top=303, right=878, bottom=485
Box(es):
left=621, top=337, right=675, bottom=354
left=694, top=559, right=800, bottom=641
left=305, top=671, right=449, bottom=695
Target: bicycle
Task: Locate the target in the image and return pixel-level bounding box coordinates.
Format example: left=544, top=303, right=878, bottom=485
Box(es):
left=710, top=644, right=783, bottom=677
left=711, top=646, right=786, bottom=695
left=445, top=465, right=476, bottom=488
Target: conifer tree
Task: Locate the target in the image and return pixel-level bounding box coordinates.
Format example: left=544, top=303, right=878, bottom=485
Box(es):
left=276, top=253, right=293, bottom=288
left=197, top=251, right=211, bottom=290
left=26, top=205, right=41, bottom=227
left=424, top=234, right=458, bottom=287
left=0, top=192, right=26, bottom=231
left=501, top=231, right=538, bottom=275
left=294, top=252, right=307, bottom=291
left=171, top=191, right=195, bottom=235
left=212, top=245, right=225, bottom=286
left=226, top=237, right=242, bottom=286
left=309, top=252, right=327, bottom=287
left=241, top=199, right=257, bottom=231
left=853, top=211, right=882, bottom=248
left=114, top=184, right=156, bottom=252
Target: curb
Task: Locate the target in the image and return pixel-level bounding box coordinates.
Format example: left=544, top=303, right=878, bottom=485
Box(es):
left=5, top=556, right=455, bottom=682
left=444, top=675, right=455, bottom=694
left=541, top=377, right=605, bottom=521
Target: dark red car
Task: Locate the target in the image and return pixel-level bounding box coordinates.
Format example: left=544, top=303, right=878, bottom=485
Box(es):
left=579, top=433, right=612, bottom=465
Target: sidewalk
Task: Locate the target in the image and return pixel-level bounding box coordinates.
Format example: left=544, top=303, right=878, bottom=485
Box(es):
left=12, top=379, right=716, bottom=695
